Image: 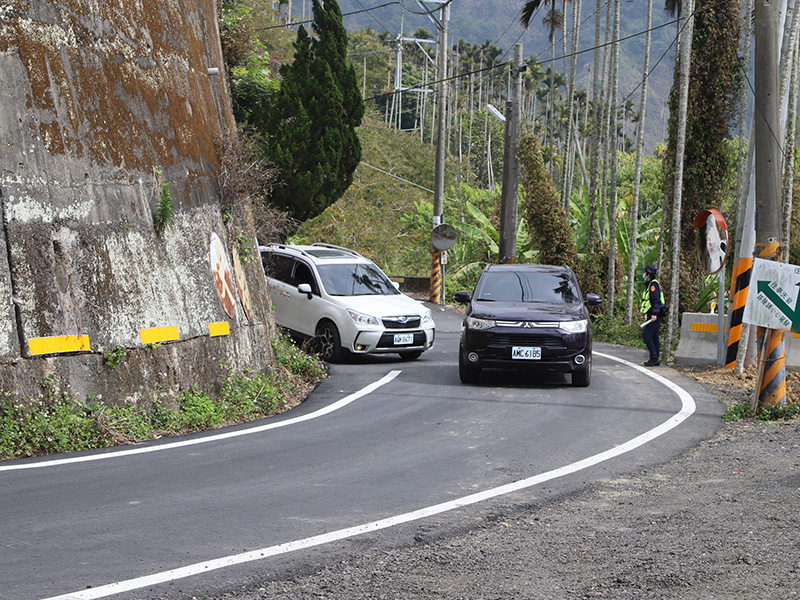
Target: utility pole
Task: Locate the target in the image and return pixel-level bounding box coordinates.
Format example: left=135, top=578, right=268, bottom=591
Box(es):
left=429, top=0, right=449, bottom=303
left=499, top=44, right=523, bottom=264
left=753, top=0, right=787, bottom=407
left=432, top=1, right=449, bottom=226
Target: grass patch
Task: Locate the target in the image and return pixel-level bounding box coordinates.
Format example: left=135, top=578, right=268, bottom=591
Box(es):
left=722, top=400, right=800, bottom=422
left=0, top=334, right=325, bottom=460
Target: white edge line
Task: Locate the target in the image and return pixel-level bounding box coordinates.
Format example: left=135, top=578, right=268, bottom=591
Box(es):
left=0, top=371, right=402, bottom=472
left=41, top=351, right=696, bottom=600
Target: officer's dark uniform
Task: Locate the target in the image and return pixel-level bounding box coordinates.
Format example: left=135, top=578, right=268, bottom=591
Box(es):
left=640, top=265, right=665, bottom=366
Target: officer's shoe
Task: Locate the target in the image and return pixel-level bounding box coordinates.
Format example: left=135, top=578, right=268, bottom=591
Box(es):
left=643, top=358, right=660, bottom=367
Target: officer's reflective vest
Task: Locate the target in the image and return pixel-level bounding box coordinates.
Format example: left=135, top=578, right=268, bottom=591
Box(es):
left=640, top=279, right=665, bottom=315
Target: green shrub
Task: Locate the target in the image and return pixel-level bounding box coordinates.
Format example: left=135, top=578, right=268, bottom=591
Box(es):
left=89, top=402, right=157, bottom=444
left=177, top=390, right=223, bottom=430
left=0, top=395, right=99, bottom=458
left=0, top=340, right=325, bottom=459
left=103, top=346, right=127, bottom=369
left=272, top=333, right=326, bottom=380
left=591, top=312, right=645, bottom=348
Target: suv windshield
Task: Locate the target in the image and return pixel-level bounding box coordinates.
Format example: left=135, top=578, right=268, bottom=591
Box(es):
left=474, top=271, right=580, bottom=303
left=318, top=263, right=400, bottom=296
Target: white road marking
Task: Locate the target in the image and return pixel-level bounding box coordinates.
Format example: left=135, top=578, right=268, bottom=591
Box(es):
left=40, top=351, right=696, bottom=600
left=0, top=371, right=402, bottom=472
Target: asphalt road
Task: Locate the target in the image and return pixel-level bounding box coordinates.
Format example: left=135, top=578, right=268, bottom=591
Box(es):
left=0, top=304, right=725, bottom=600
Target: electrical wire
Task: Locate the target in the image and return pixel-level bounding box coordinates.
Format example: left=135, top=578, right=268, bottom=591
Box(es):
left=736, top=54, right=786, bottom=158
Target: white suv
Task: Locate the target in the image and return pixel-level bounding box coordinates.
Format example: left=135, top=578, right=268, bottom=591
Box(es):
left=259, top=243, right=435, bottom=362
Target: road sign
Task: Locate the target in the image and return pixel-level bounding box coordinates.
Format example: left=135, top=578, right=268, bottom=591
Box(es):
left=742, top=258, right=800, bottom=332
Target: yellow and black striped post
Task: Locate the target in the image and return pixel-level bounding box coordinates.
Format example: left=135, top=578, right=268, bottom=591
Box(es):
left=724, top=257, right=753, bottom=368
left=756, top=327, right=787, bottom=408
left=753, top=241, right=787, bottom=408
left=430, top=249, right=442, bottom=304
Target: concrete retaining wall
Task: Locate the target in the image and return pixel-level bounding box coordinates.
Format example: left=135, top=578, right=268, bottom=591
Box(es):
left=674, top=312, right=800, bottom=368
left=0, top=0, right=275, bottom=403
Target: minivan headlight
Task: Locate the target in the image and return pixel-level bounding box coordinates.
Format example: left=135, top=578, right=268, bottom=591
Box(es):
left=559, top=319, right=588, bottom=333
left=466, top=316, right=496, bottom=330
left=347, top=309, right=380, bottom=326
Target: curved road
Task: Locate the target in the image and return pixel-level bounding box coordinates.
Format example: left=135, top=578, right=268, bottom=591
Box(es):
left=0, top=305, right=724, bottom=600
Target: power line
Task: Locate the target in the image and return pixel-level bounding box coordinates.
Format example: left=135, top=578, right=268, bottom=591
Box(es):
left=256, top=1, right=400, bottom=31
left=736, top=54, right=785, bottom=158
left=256, top=0, right=455, bottom=32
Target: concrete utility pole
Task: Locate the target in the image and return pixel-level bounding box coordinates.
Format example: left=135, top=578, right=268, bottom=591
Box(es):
left=499, top=43, right=523, bottom=264
left=755, top=0, right=782, bottom=243
left=753, top=0, right=787, bottom=407
left=432, top=1, right=449, bottom=225
left=429, top=0, right=449, bottom=303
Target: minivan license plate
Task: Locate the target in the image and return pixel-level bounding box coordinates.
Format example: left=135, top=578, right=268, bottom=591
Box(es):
left=512, top=346, right=541, bottom=360
left=394, top=333, right=414, bottom=345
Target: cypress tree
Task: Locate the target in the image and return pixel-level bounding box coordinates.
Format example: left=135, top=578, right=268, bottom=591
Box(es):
left=265, top=0, right=364, bottom=221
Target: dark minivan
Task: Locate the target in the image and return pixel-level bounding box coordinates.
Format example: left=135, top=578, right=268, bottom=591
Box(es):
left=454, top=264, right=602, bottom=386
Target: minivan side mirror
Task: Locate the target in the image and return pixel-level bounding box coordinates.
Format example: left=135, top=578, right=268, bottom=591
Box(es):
left=454, top=290, right=471, bottom=304
left=585, top=293, right=602, bottom=307
left=298, top=283, right=313, bottom=299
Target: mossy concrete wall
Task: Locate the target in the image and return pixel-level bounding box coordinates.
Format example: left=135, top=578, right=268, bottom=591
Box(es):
left=0, top=0, right=275, bottom=403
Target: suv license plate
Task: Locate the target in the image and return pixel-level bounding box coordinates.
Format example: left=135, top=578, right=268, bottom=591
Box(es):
left=394, top=333, right=414, bottom=345
left=512, top=346, right=541, bottom=360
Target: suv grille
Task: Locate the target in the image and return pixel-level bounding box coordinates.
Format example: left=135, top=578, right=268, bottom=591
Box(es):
left=382, top=315, right=421, bottom=329
left=489, top=334, right=566, bottom=348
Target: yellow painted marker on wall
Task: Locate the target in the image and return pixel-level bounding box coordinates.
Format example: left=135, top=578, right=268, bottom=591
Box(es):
left=208, top=322, right=230, bottom=337
left=139, top=326, right=179, bottom=345
left=28, top=335, right=91, bottom=356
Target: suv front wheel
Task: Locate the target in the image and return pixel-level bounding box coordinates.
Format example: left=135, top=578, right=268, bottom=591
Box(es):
left=572, top=356, right=592, bottom=387
left=458, top=348, right=481, bottom=383
left=315, top=320, right=345, bottom=363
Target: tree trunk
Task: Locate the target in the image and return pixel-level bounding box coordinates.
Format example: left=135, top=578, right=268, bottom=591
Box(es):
left=780, top=0, right=800, bottom=249
left=624, top=0, right=653, bottom=325
left=561, top=0, right=583, bottom=211
left=664, top=0, right=695, bottom=362
left=587, top=0, right=605, bottom=248
left=606, top=0, right=621, bottom=317
left=599, top=0, right=613, bottom=238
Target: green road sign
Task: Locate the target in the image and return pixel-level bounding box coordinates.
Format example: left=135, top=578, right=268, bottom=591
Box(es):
left=744, top=258, right=800, bottom=332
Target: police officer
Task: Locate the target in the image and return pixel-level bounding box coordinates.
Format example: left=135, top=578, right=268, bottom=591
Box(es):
left=640, top=264, right=665, bottom=366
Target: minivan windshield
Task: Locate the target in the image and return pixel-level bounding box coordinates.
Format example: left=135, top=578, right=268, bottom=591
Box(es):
left=318, top=263, right=400, bottom=296
left=474, top=271, right=580, bottom=303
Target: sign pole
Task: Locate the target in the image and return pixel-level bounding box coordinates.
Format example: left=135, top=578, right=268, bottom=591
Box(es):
left=718, top=261, right=725, bottom=365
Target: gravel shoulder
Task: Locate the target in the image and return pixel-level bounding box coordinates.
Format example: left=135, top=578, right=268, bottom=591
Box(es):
left=194, top=365, right=800, bottom=600
left=210, top=420, right=798, bottom=600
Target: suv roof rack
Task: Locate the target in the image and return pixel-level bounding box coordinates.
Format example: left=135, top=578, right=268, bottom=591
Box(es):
left=310, top=243, right=365, bottom=259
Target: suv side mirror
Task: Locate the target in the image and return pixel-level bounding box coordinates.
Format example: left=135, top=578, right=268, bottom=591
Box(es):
left=298, top=283, right=313, bottom=299
left=585, top=293, right=602, bottom=307
left=454, top=291, right=471, bottom=304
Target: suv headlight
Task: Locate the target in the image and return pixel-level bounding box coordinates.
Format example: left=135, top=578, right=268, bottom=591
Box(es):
left=347, top=309, right=380, bottom=326
left=466, top=316, right=496, bottom=330
left=559, top=319, right=588, bottom=333
left=422, top=311, right=434, bottom=326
